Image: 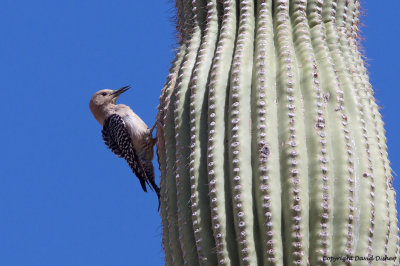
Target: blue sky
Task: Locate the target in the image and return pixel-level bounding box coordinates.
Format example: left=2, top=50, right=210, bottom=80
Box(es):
left=0, top=1, right=399, bottom=265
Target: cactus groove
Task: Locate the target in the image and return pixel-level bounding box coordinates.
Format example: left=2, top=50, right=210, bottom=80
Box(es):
left=156, top=0, right=399, bottom=265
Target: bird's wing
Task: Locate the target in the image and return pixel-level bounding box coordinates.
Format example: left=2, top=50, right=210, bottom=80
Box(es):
left=102, top=122, right=123, bottom=158
left=102, top=114, right=151, bottom=192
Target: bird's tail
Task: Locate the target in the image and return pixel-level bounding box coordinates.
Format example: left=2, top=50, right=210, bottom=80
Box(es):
left=149, top=178, right=161, bottom=211
left=139, top=171, right=160, bottom=210
left=156, top=187, right=161, bottom=211
left=139, top=178, right=147, bottom=192
left=141, top=159, right=161, bottom=210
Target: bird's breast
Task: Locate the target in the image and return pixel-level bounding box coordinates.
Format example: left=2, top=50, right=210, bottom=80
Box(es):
left=122, top=114, right=149, bottom=145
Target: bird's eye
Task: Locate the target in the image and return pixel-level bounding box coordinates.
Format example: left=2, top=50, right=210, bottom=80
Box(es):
left=101, top=92, right=107, bottom=96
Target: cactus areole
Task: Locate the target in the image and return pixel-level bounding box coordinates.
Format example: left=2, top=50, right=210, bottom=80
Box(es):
left=156, top=0, right=399, bottom=265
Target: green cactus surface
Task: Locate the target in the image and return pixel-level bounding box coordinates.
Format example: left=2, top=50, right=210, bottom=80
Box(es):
left=156, top=0, right=399, bottom=265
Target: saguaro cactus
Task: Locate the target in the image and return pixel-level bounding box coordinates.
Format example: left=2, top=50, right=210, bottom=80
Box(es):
left=156, top=0, right=399, bottom=265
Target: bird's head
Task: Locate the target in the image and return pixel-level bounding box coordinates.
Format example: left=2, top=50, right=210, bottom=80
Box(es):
left=90, top=86, right=130, bottom=107
left=89, top=86, right=130, bottom=124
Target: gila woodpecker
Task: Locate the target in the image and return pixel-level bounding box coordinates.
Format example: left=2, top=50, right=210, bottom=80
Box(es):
left=89, top=86, right=160, bottom=209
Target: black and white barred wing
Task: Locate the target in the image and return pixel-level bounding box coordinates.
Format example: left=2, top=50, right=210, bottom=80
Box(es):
left=102, top=114, right=150, bottom=192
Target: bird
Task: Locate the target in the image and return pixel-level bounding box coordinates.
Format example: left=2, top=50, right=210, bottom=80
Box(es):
left=89, top=85, right=160, bottom=209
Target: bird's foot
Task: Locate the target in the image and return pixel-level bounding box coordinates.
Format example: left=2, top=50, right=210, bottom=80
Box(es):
left=150, top=120, right=161, bottom=135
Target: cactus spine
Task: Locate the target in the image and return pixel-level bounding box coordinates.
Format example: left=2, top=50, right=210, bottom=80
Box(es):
left=156, top=0, right=399, bottom=265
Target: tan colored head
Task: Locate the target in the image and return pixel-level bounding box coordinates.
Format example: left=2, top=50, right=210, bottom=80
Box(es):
left=89, top=86, right=130, bottom=125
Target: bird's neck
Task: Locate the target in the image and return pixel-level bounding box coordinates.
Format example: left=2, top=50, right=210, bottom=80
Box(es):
left=92, top=104, right=117, bottom=126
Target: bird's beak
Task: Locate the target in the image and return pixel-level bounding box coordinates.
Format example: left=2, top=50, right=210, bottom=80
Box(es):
left=112, top=86, right=130, bottom=98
